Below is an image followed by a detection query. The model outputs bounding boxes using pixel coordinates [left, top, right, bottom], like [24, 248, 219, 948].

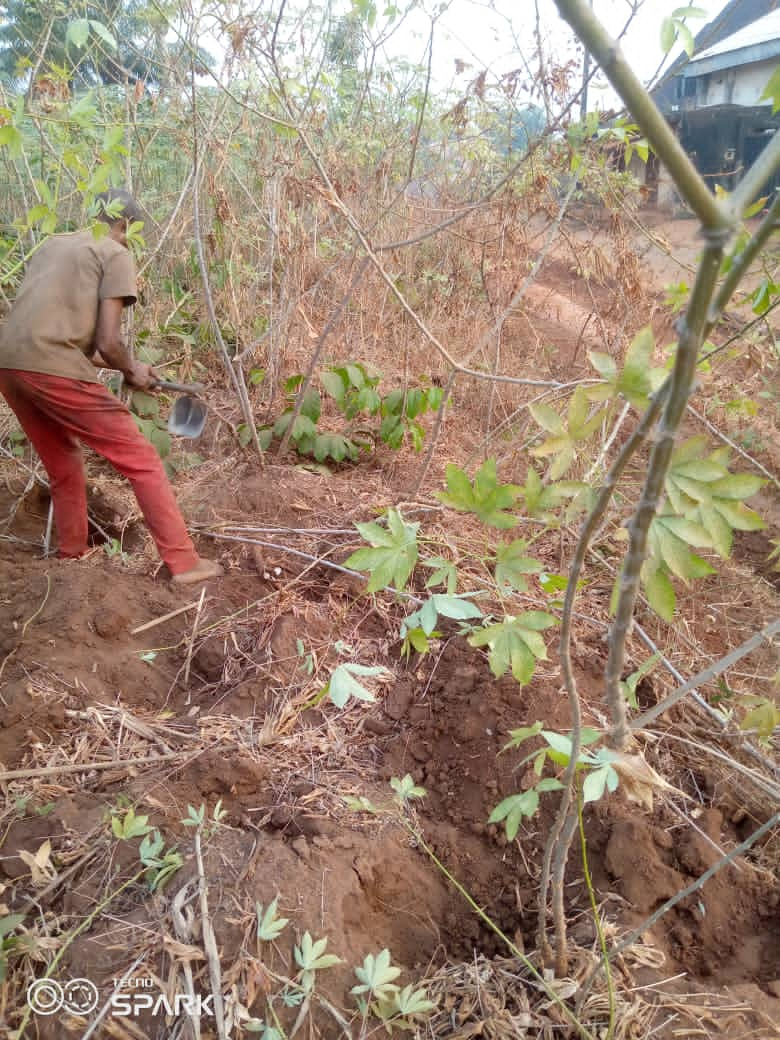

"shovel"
[152, 380, 208, 439]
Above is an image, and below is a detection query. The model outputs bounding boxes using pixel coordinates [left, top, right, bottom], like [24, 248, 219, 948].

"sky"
[377, 0, 732, 106]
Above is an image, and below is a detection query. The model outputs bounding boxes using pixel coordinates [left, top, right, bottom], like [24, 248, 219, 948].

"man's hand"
[123, 361, 157, 390]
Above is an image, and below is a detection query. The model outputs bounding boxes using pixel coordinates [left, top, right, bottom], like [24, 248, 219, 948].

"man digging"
[0, 188, 223, 585]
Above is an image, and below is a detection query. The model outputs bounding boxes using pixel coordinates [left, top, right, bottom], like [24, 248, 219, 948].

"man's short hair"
[93, 188, 144, 226]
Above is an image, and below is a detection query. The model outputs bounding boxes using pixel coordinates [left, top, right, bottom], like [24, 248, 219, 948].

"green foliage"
[103, 537, 129, 563]
[587, 327, 665, 409]
[593, 121, 650, 167]
[320, 363, 380, 418]
[130, 391, 173, 459]
[392, 983, 437, 1020]
[262, 365, 442, 462]
[437, 458, 520, 527]
[324, 663, 391, 708]
[138, 830, 183, 891]
[390, 774, 427, 802]
[400, 594, 482, 657]
[345, 508, 419, 592]
[737, 695, 780, 745]
[494, 539, 543, 593]
[660, 7, 707, 57]
[468, 611, 556, 685]
[422, 556, 458, 594]
[503, 720, 545, 749]
[0, 914, 25, 983]
[489, 789, 541, 840]
[637, 438, 766, 621]
[237, 424, 274, 450]
[6, 427, 27, 457]
[620, 653, 661, 710]
[67, 19, 117, 53]
[516, 466, 587, 524]
[538, 728, 602, 768]
[751, 277, 779, 316]
[664, 281, 689, 314]
[761, 65, 780, 113]
[111, 806, 151, 840]
[530, 385, 609, 479]
[489, 727, 618, 842]
[352, 949, 402, 1002]
[182, 799, 227, 839]
[0, 0, 212, 87]
[256, 896, 290, 942]
[351, 949, 436, 1031]
[294, 932, 342, 993]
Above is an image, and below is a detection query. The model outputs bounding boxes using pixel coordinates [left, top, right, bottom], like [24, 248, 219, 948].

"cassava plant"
[539, 0, 780, 977]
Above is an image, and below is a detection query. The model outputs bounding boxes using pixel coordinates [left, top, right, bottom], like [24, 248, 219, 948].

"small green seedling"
[294, 932, 342, 993]
[111, 807, 152, 840]
[256, 896, 289, 943]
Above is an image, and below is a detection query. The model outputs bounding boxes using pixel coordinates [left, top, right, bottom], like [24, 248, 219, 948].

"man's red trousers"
[0, 369, 198, 575]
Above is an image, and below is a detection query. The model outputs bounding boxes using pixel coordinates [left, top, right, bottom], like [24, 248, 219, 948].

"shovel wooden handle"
[152, 379, 205, 394]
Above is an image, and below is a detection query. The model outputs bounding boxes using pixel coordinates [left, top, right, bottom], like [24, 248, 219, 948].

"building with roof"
[650, 1, 780, 204]
[654, 0, 779, 114]
[678, 9, 780, 111]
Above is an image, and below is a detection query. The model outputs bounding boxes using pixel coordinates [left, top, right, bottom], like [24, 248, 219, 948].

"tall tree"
[0, 0, 210, 87]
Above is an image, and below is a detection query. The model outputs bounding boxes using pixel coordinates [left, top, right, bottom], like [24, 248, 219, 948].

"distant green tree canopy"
[0, 0, 213, 87]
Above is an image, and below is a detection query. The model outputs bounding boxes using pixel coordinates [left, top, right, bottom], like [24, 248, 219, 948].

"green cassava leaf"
[488, 790, 540, 839]
[617, 326, 655, 407]
[436, 459, 520, 528]
[67, 18, 90, 48]
[423, 556, 458, 594]
[583, 764, 618, 804]
[643, 567, 676, 622]
[90, 19, 118, 50]
[346, 509, 419, 592]
[660, 16, 676, 54]
[529, 402, 564, 435]
[494, 540, 543, 593]
[469, 613, 556, 686]
[761, 65, 780, 114]
[676, 20, 695, 56]
[325, 663, 390, 709]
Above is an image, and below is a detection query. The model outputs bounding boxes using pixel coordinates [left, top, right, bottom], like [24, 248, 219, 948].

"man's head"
[93, 188, 144, 247]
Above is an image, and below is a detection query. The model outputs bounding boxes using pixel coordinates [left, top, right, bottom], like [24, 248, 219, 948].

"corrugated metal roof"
[691, 8, 780, 62]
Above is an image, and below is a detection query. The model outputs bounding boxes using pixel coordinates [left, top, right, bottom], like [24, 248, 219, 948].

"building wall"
[698, 57, 777, 107]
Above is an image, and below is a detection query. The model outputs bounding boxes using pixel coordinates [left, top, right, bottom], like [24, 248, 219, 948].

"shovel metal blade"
[168, 395, 207, 439]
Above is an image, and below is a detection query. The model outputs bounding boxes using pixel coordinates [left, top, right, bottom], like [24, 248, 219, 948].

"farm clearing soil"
[1, 216, 779, 1040]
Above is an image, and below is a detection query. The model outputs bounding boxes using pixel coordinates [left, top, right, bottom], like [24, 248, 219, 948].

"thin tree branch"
[730, 136, 780, 218]
[408, 367, 457, 497]
[538, 380, 669, 970]
[631, 617, 780, 731]
[277, 254, 370, 456]
[605, 240, 726, 752]
[707, 192, 780, 330]
[607, 812, 779, 961]
[686, 403, 779, 489]
[189, 59, 263, 459]
[702, 297, 780, 365]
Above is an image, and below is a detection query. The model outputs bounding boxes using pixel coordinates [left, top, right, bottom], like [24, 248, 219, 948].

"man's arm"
[93, 297, 155, 389]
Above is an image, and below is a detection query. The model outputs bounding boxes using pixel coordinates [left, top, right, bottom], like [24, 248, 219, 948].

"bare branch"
[631, 617, 780, 731]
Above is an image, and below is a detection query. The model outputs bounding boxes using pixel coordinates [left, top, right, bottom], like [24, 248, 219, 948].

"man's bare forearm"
[95, 338, 135, 376]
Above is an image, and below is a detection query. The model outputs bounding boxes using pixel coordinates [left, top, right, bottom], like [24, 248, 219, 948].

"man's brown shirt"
[0, 230, 137, 383]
